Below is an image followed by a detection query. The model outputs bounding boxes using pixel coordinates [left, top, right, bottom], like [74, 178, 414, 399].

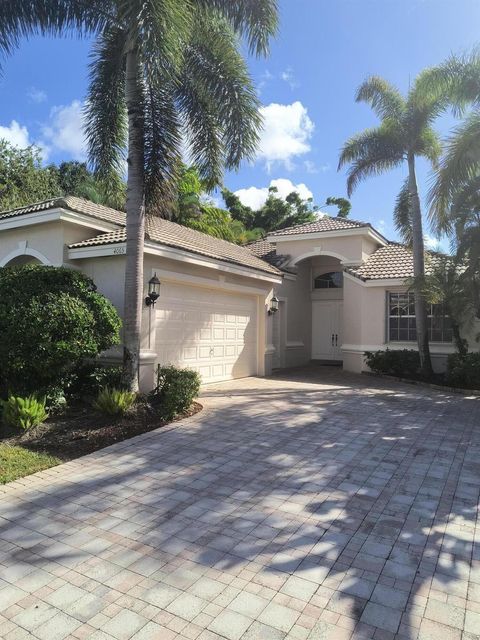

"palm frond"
[197, 0, 279, 56]
[429, 111, 480, 233]
[181, 11, 262, 172]
[143, 82, 182, 214]
[355, 76, 405, 121]
[0, 1, 111, 64]
[338, 125, 404, 195]
[393, 179, 413, 245]
[415, 126, 442, 167]
[85, 27, 128, 182]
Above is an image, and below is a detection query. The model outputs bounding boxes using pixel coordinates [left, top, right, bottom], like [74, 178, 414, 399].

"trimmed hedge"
[364, 349, 420, 378]
[0, 265, 121, 397]
[446, 353, 480, 389]
[152, 366, 201, 420]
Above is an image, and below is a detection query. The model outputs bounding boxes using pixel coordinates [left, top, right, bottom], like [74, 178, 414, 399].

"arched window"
[314, 271, 343, 289]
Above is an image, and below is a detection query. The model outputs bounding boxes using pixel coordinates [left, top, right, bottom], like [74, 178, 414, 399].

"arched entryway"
[0, 247, 51, 267]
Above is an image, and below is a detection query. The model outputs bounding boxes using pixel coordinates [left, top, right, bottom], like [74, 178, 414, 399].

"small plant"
[93, 387, 136, 416]
[446, 353, 480, 389]
[1, 395, 48, 431]
[152, 366, 201, 421]
[365, 349, 420, 378]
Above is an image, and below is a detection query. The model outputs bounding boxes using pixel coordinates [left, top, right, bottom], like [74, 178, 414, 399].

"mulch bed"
[1, 401, 202, 461]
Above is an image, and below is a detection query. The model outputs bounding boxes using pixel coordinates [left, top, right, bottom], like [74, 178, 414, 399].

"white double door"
[312, 300, 343, 361]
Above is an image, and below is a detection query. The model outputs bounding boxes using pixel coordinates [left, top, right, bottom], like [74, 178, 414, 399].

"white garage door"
[155, 282, 258, 383]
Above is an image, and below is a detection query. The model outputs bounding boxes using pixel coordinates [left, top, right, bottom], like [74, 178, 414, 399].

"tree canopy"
[0, 141, 125, 212]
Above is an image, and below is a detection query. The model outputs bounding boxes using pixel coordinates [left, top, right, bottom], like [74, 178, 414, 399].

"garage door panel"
[155, 283, 257, 383]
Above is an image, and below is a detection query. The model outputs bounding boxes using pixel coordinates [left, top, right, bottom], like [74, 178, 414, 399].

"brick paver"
[0, 366, 479, 640]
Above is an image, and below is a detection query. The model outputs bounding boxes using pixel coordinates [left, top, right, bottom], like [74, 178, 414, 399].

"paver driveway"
[1, 367, 480, 640]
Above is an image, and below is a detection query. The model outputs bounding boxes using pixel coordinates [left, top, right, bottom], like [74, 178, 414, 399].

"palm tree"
[0, 1, 278, 391]
[338, 75, 444, 376]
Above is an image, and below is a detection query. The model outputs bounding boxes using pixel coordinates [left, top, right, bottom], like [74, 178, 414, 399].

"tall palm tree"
[338, 75, 444, 375]
[0, 1, 278, 391]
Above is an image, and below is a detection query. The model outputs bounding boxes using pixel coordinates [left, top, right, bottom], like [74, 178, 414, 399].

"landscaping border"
[362, 370, 480, 396]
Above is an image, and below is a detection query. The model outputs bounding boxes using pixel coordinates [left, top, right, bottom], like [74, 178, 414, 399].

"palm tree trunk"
[407, 153, 433, 377]
[122, 43, 145, 392]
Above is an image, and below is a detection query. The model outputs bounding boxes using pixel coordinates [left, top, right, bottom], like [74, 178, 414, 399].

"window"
[388, 292, 452, 343]
[314, 271, 343, 289]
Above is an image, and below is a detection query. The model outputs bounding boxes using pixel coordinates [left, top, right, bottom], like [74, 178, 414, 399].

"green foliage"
[0, 265, 121, 397]
[67, 364, 124, 399]
[1, 395, 48, 431]
[152, 366, 201, 421]
[365, 349, 420, 378]
[0, 141, 59, 211]
[222, 186, 318, 239]
[93, 388, 137, 416]
[325, 196, 351, 218]
[0, 142, 126, 212]
[446, 353, 480, 389]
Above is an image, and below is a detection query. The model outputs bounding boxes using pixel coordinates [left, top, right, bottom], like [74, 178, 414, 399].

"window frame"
[387, 291, 453, 344]
[313, 271, 344, 290]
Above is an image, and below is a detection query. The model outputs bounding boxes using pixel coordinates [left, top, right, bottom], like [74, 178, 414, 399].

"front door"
[312, 300, 343, 361]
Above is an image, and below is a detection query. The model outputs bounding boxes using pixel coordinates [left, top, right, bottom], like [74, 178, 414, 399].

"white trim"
[267, 226, 387, 246]
[151, 267, 273, 296]
[286, 341, 304, 350]
[0, 245, 53, 267]
[283, 272, 297, 281]
[288, 249, 354, 267]
[68, 239, 282, 284]
[343, 271, 408, 288]
[0, 207, 119, 233]
[342, 343, 456, 354]
[69, 243, 127, 259]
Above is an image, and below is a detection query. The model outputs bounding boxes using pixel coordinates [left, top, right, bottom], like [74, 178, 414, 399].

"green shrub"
[152, 366, 201, 421]
[68, 364, 124, 399]
[446, 353, 480, 389]
[365, 349, 420, 378]
[0, 265, 121, 397]
[1, 395, 48, 431]
[93, 387, 136, 416]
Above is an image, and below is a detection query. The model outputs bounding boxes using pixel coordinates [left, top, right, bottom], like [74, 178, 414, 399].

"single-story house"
[0, 197, 475, 389]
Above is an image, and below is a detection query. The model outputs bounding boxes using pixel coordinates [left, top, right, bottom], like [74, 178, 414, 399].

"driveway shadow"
[0, 366, 479, 639]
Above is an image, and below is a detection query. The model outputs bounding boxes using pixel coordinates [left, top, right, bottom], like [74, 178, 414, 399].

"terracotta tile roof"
[1, 196, 281, 276]
[68, 213, 281, 277]
[0, 196, 125, 226]
[268, 215, 369, 237]
[346, 243, 440, 281]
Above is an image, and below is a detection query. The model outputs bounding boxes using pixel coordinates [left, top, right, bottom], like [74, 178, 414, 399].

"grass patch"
[0, 445, 61, 484]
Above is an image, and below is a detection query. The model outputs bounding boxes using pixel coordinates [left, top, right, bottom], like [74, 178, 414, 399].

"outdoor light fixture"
[145, 273, 161, 307]
[268, 294, 279, 315]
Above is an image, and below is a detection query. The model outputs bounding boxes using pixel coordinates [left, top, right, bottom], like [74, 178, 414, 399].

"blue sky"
[1, 0, 479, 245]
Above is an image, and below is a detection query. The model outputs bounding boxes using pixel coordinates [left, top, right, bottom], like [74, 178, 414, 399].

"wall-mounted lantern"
[268, 294, 279, 315]
[145, 273, 161, 307]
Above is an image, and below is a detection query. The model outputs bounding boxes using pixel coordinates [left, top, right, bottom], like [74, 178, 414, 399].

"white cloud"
[424, 234, 441, 250]
[0, 120, 31, 148]
[27, 88, 47, 104]
[257, 101, 314, 171]
[280, 67, 299, 90]
[41, 100, 87, 161]
[234, 178, 313, 210]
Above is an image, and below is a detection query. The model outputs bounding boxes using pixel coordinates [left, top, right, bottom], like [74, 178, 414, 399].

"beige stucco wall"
[272, 260, 312, 369]
[270, 232, 382, 267]
[342, 274, 480, 374]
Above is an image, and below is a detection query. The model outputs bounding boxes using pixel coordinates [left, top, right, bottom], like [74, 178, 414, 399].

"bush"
[93, 387, 136, 416]
[1, 395, 48, 431]
[446, 353, 480, 389]
[0, 265, 121, 397]
[365, 349, 420, 378]
[152, 366, 201, 421]
[67, 364, 124, 399]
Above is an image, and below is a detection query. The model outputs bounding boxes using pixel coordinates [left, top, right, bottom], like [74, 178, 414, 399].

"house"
[0, 197, 473, 390]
